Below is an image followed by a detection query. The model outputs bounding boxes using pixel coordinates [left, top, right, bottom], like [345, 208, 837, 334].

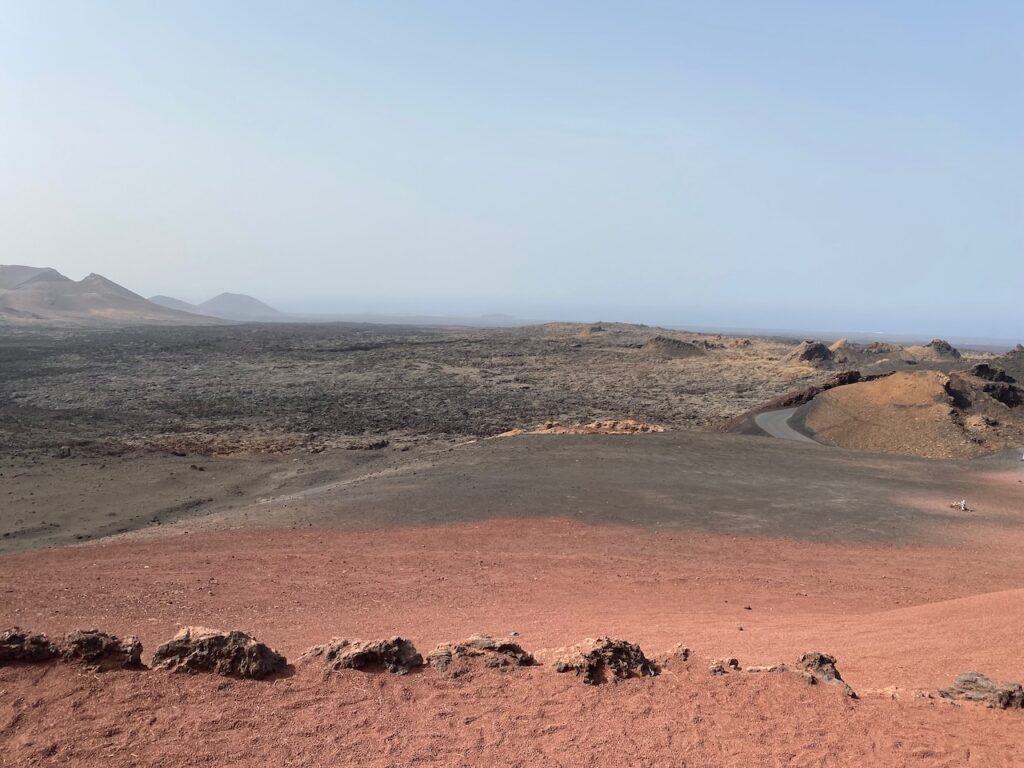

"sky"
[1, 1, 1022, 337]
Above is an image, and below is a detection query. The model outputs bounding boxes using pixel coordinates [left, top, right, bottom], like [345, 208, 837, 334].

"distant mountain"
[0, 265, 222, 327]
[150, 295, 201, 313]
[0, 265, 68, 289]
[198, 293, 287, 322]
[150, 292, 288, 322]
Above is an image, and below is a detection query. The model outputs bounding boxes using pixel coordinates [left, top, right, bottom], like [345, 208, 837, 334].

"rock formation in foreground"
[550, 637, 659, 685]
[939, 672, 1024, 709]
[151, 627, 286, 679]
[428, 634, 534, 677]
[303, 637, 423, 674]
[61, 629, 143, 670]
[0, 627, 59, 663]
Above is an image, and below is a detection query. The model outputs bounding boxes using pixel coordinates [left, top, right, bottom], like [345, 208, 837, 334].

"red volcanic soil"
[4, 659, 1022, 767]
[2, 516, 1024, 766]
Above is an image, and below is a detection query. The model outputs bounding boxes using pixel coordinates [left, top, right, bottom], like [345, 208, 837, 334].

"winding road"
[753, 407, 818, 444]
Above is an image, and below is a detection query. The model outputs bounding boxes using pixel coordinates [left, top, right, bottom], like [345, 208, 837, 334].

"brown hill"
[0, 265, 221, 327]
[804, 369, 1024, 458]
[787, 340, 834, 367]
[905, 338, 961, 361]
[828, 339, 913, 367]
[639, 335, 705, 359]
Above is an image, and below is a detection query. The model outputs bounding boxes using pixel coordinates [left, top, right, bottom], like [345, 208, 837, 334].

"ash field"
[2, 321, 1024, 767]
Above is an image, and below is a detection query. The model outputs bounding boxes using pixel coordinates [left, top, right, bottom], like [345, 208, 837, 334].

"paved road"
[754, 407, 819, 444]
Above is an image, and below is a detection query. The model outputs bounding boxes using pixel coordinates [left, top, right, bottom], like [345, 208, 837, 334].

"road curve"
[753, 407, 819, 444]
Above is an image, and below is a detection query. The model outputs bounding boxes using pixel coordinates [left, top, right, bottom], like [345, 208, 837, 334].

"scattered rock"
[346, 439, 390, 451]
[550, 637, 659, 685]
[303, 637, 423, 675]
[744, 664, 788, 674]
[939, 672, 1024, 709]
[496, 419, 665, 437]
[61, 629, 143, 670]
[667, 643, 691, 663]
[709, 658, 741, 675]
[427, 634, 534, 677]
[0, 627, 59, 664]
[151, 627, 286, 679]
[795, 652, 857, 698]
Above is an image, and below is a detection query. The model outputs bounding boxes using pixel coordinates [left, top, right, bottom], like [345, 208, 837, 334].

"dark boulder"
[428, 634, 534, 677]
[303, 637, 423, 675]
[940, 672, 1024, 709]
[983, 382, 1023, 408]
[970, 364, 1016, 383]
[0, 627, 59, 664]
[152, 626, 286, 679]
[61, 629, 143, 670]
[551, 637, 658, 685]
[795, 652, 857, 698]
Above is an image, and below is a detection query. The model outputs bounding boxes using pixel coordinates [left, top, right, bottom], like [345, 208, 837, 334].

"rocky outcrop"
[939, 672, 1024, 709]
[550, 637, 658, 685]
[151, 627, 286, 679]
[61, 629, 142, 670]
[969, 364, 1016, 383]
[0, 627, 59, 664]
[907, 339, 961, 361]
[427, 634, 534, 677]
[303, 637, 423, 675]
[795, 652, 857, 698]
[788, 341, 834, 367]
[925, 339, 960, 359]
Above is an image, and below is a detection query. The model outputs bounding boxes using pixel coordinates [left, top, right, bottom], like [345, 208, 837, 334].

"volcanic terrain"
[1, 322, 1022, 766]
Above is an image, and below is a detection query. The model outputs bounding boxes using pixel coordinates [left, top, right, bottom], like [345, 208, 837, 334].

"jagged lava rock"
[152, 627, 286, 679]
[795, 652, 857, 698]
[303, 637, 422, 674]
[428, 634, 534, 676]
[0, 627, 59, 664]
[940, 672, 1024, 709]
[550, 637, 658, 685]
[61, 629, 142, 670]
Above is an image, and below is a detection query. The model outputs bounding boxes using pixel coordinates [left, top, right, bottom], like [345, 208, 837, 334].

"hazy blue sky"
[2, 2, 1021, 336]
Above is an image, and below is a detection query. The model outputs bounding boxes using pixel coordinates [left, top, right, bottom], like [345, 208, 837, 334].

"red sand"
[3, 517, 1023, 765]
[3, 662, 1021, 767]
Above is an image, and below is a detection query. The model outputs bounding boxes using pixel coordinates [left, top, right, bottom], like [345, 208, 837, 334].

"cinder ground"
[1, 322, 828, 550]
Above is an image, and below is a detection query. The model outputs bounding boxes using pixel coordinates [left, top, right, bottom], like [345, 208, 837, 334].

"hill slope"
[151, 292, 288, 322]
[0, 265, 221, 327]
[198, 292, 287, 321]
